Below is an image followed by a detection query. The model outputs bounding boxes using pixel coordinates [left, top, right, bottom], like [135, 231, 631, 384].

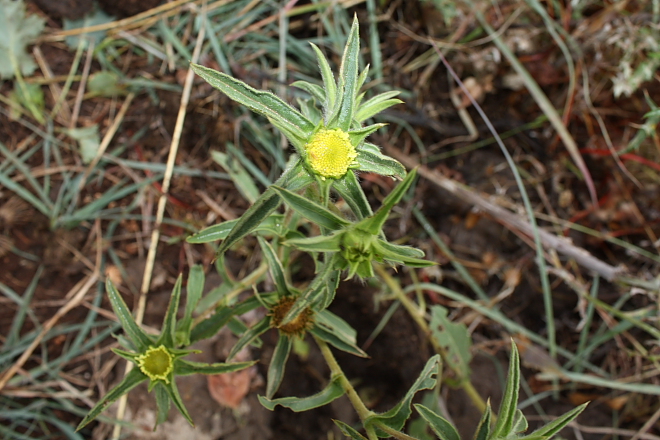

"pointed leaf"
[310, 43, 337, 112]
[429, 305, 472, 375]
[282, 254, 341, 325]
[512, 408, 528, 434]
[358, 168, 417, 236]
[284, 233, 343, 253]
[227, 316, 271, 360]
[333, 171, 373, 220]
[164, 378, 194, 426]
[156, 275, 182, 347]
[76, 368, 147, 430]
[337, 16, 361, 131]
[292, 80, 326, 102]
[175, 359, 256, 376]
[414, 404, 460, 440]
[266, 334, 292, 399]
[177, 265, 204, 346]
[258, 376, 344, 411]
[355, 91, 402, 122]
[374, 240, 435, 268]
[186, 219, 239, 243]
[364, 354, 441, 435]
[217, 159, 311, 256]
[258, 236, 289, 296]
[272, 186, 350, 231]
[310, 325, 367, 358]
[376, 240, 426, 259]
[473, 401, 492, 440]
[106, 279, 153, 352]
[348, 123, 386, 147]
[314, 310, 365, 357]
[492, 341, 521, 439]
[356, 143, 406, 179]
[154, 383, 171, 428]
[334, 420, 369, 440]
[191, 63, 314, 137]
[189, 307, 234, 344]
[525, 403, 588, 440]
[187, 215, 285, 244]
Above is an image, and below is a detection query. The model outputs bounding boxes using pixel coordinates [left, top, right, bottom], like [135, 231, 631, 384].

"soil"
[2, 1, 660, 439]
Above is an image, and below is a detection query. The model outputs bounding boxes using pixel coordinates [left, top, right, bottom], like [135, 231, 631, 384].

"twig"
[387, 148, 626, 282]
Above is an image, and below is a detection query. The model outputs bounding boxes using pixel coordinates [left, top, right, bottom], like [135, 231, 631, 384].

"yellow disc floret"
[305, 129, 357, 179]
[136, 345, 174, 383]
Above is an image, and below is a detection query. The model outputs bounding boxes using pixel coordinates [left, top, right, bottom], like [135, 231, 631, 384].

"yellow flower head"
[136, 345, 174, 383]
[305, 129, 357, 179]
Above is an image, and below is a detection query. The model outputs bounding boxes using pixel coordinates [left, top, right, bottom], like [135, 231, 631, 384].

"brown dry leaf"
[105, 265, 122, 286]
[207, 367, 255, 409]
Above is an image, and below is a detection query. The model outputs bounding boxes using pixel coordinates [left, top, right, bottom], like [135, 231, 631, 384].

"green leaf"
[63, 6, 113, 49]
[336, 16, 361, 131]
[429, 306, 472, 376]
[211, 150, 261, 204]
[175, 359, 256, 376]
[177, 265, 204, 346]
[154, 383, 171, 428]
[187, 219, 238, 243]
[310, 325, 367, 358]
[473, 401, 492, 440]
[88, 70, 125, 97]
[333, 171, 373, 220]
[227, 316, 271, 360]
[191, 63, 315, 140]
[310, 43, 337, 113]
[292, 80, 326, 102]
[374, 240, 435, 268]
[356, 168, 416, 236]
[189, 307, 233, 344]
[266, 334, 292, 399]
[272, 186, 350, 231]
[164, 378, 194, 426]
[0, 0, 45, 79]
[334, 420, 369, 440]
[355, 91, 402, 123]
[313, 310, 366, 357]
[413, 404, 460, 440]
[512, 408, 528, 434]
[284, 233, 343, 253]
[106, 279, 153, 352]
[491, 341, 521, 439]
[9, 81, 45, 122]
[76, 367, 147, 430]
[186, 215, 285, 244]
[156, 275, 182, 348]
[282, 254, 341, 325]
[356, 143, 407, 179]
[348, 124, 387, 147]
[258, 236, 289, 297]
[64, 125, 101, 165]
[217, 158, 312, 256]
[258, 376, 345, 411]
[365, 354, 441, 436]
[523, 403, 588, 440]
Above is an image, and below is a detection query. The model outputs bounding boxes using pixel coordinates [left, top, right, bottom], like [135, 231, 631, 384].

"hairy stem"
[314, 336, 378, 440]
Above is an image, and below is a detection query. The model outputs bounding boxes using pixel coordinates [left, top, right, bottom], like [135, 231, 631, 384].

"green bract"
[76, 274, 255, 431]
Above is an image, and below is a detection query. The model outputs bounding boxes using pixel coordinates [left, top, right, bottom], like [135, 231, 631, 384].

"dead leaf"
[207, 367, 255, 409]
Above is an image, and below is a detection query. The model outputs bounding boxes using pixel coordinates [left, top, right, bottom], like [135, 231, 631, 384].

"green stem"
[374, 265, 488, 414]
[314, 335, 378, 440]
[375, 423, 420, 440]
